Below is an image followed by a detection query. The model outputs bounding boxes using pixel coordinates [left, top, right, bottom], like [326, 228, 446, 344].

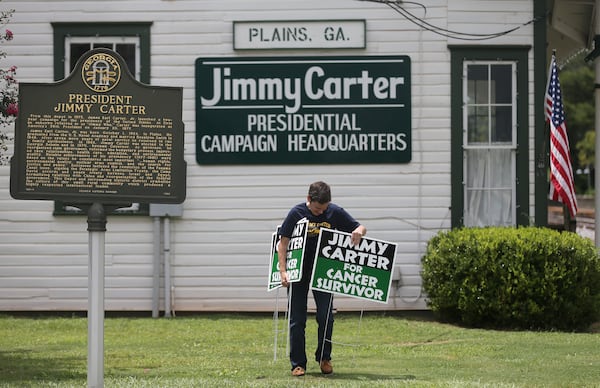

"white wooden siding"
[0, 0, 534, 312]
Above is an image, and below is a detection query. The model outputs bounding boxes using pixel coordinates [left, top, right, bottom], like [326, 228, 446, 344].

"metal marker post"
[164, 216, 172, 317]
[87, 203, 106, 388]
[152, 216, 161, 318]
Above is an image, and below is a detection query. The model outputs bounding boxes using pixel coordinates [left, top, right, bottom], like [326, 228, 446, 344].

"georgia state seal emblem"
[81, 52, 121, 93]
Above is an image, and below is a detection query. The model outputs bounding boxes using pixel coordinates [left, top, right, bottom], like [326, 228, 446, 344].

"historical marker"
[10, 48, 186, 203]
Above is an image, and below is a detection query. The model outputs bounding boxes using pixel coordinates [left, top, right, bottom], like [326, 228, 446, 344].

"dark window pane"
[468, 64, 488, 81]
[467, 65, 488, 104]
[467, 106, 489, 144]
[93, 43, 113, 49]
[491, 65, 512, 104]
[70, 43, 90, 72]
[492, 106, 512, 143]
[116, 43, 136, 76]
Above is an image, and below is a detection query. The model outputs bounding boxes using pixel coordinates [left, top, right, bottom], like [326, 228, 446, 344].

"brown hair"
[308, 181, 331, 203]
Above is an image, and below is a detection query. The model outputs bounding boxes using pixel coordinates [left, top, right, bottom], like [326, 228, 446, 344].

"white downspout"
[149, 204, 183, 318]
[595, 0, 600, 247]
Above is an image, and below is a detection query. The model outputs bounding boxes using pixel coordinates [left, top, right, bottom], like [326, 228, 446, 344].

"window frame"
[65, 36, 141, 80]
[450, 46, 530, 228]
[463, 61, 517, 148]
[52, 22, 151, 83]
[51, 22, 152, 216]
[462, 61, 517, 227]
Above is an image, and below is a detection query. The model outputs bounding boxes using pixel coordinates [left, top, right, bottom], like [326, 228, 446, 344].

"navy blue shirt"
[280, 202, 360, 273]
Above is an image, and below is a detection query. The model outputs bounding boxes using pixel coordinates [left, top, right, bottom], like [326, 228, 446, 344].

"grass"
[1, 312, 600, 387]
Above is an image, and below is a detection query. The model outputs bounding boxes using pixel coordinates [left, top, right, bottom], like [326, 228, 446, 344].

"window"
[463, 62, 516, 226]
[65, 36, 140, 79]
[450, 47, 529, 228]
[51, 23, 152, 215]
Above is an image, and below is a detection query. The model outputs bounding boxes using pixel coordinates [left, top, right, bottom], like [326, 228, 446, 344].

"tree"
[576, 130, 594, 193]
[560, 54, 595, 193]
[0, 8, 16, 165]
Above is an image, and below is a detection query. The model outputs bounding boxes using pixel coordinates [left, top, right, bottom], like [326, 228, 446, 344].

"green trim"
[449, 46, 531, 228]
[51, 22, 152, 83]
[449, 51, 463, 227]
[51, 22, 152, 216]
[533, 0, 548, 226]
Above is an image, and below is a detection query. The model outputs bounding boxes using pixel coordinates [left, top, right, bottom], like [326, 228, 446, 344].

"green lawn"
[1, 312, 600, 387]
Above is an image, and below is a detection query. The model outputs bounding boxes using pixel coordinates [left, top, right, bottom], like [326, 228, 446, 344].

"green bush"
[421, 227, 600, 330]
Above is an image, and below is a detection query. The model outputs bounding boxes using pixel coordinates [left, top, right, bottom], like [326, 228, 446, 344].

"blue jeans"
[289, 277, 334, 370]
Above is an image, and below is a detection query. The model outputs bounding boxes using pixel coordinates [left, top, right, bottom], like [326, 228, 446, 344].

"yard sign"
[267, 218, 308, 291]
[310, 228, 396, 303]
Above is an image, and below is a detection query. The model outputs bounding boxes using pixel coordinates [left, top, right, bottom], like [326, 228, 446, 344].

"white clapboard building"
[0, 0, 593, 312]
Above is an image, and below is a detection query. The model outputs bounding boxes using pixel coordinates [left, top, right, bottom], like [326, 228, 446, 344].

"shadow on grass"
[0, 349, 86, 384]
[304, 371, 417, 382]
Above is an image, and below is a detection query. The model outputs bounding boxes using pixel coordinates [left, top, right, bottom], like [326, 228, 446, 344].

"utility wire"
[360, 0, 543, 41]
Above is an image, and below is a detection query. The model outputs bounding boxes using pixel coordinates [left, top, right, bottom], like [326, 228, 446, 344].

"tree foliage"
[577, 130, 595, 168]
[0, 8, 16, 165]
[560, 55, 595, 190]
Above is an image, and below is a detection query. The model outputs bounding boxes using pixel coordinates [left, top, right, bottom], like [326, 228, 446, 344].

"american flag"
[545, 54, 578, 218]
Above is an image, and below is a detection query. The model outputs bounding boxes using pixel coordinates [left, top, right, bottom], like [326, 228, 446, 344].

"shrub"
[421, 227, 600, 331]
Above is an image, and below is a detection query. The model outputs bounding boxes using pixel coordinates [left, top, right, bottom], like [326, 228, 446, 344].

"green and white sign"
[310, 228, 396, 303]
[195, 56, 411, 165]
[267, 219, 308, 291]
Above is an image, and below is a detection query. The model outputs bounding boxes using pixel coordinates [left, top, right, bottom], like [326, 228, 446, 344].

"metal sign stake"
[83, 202, 129, 387]
[87, 202, 107, 388]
